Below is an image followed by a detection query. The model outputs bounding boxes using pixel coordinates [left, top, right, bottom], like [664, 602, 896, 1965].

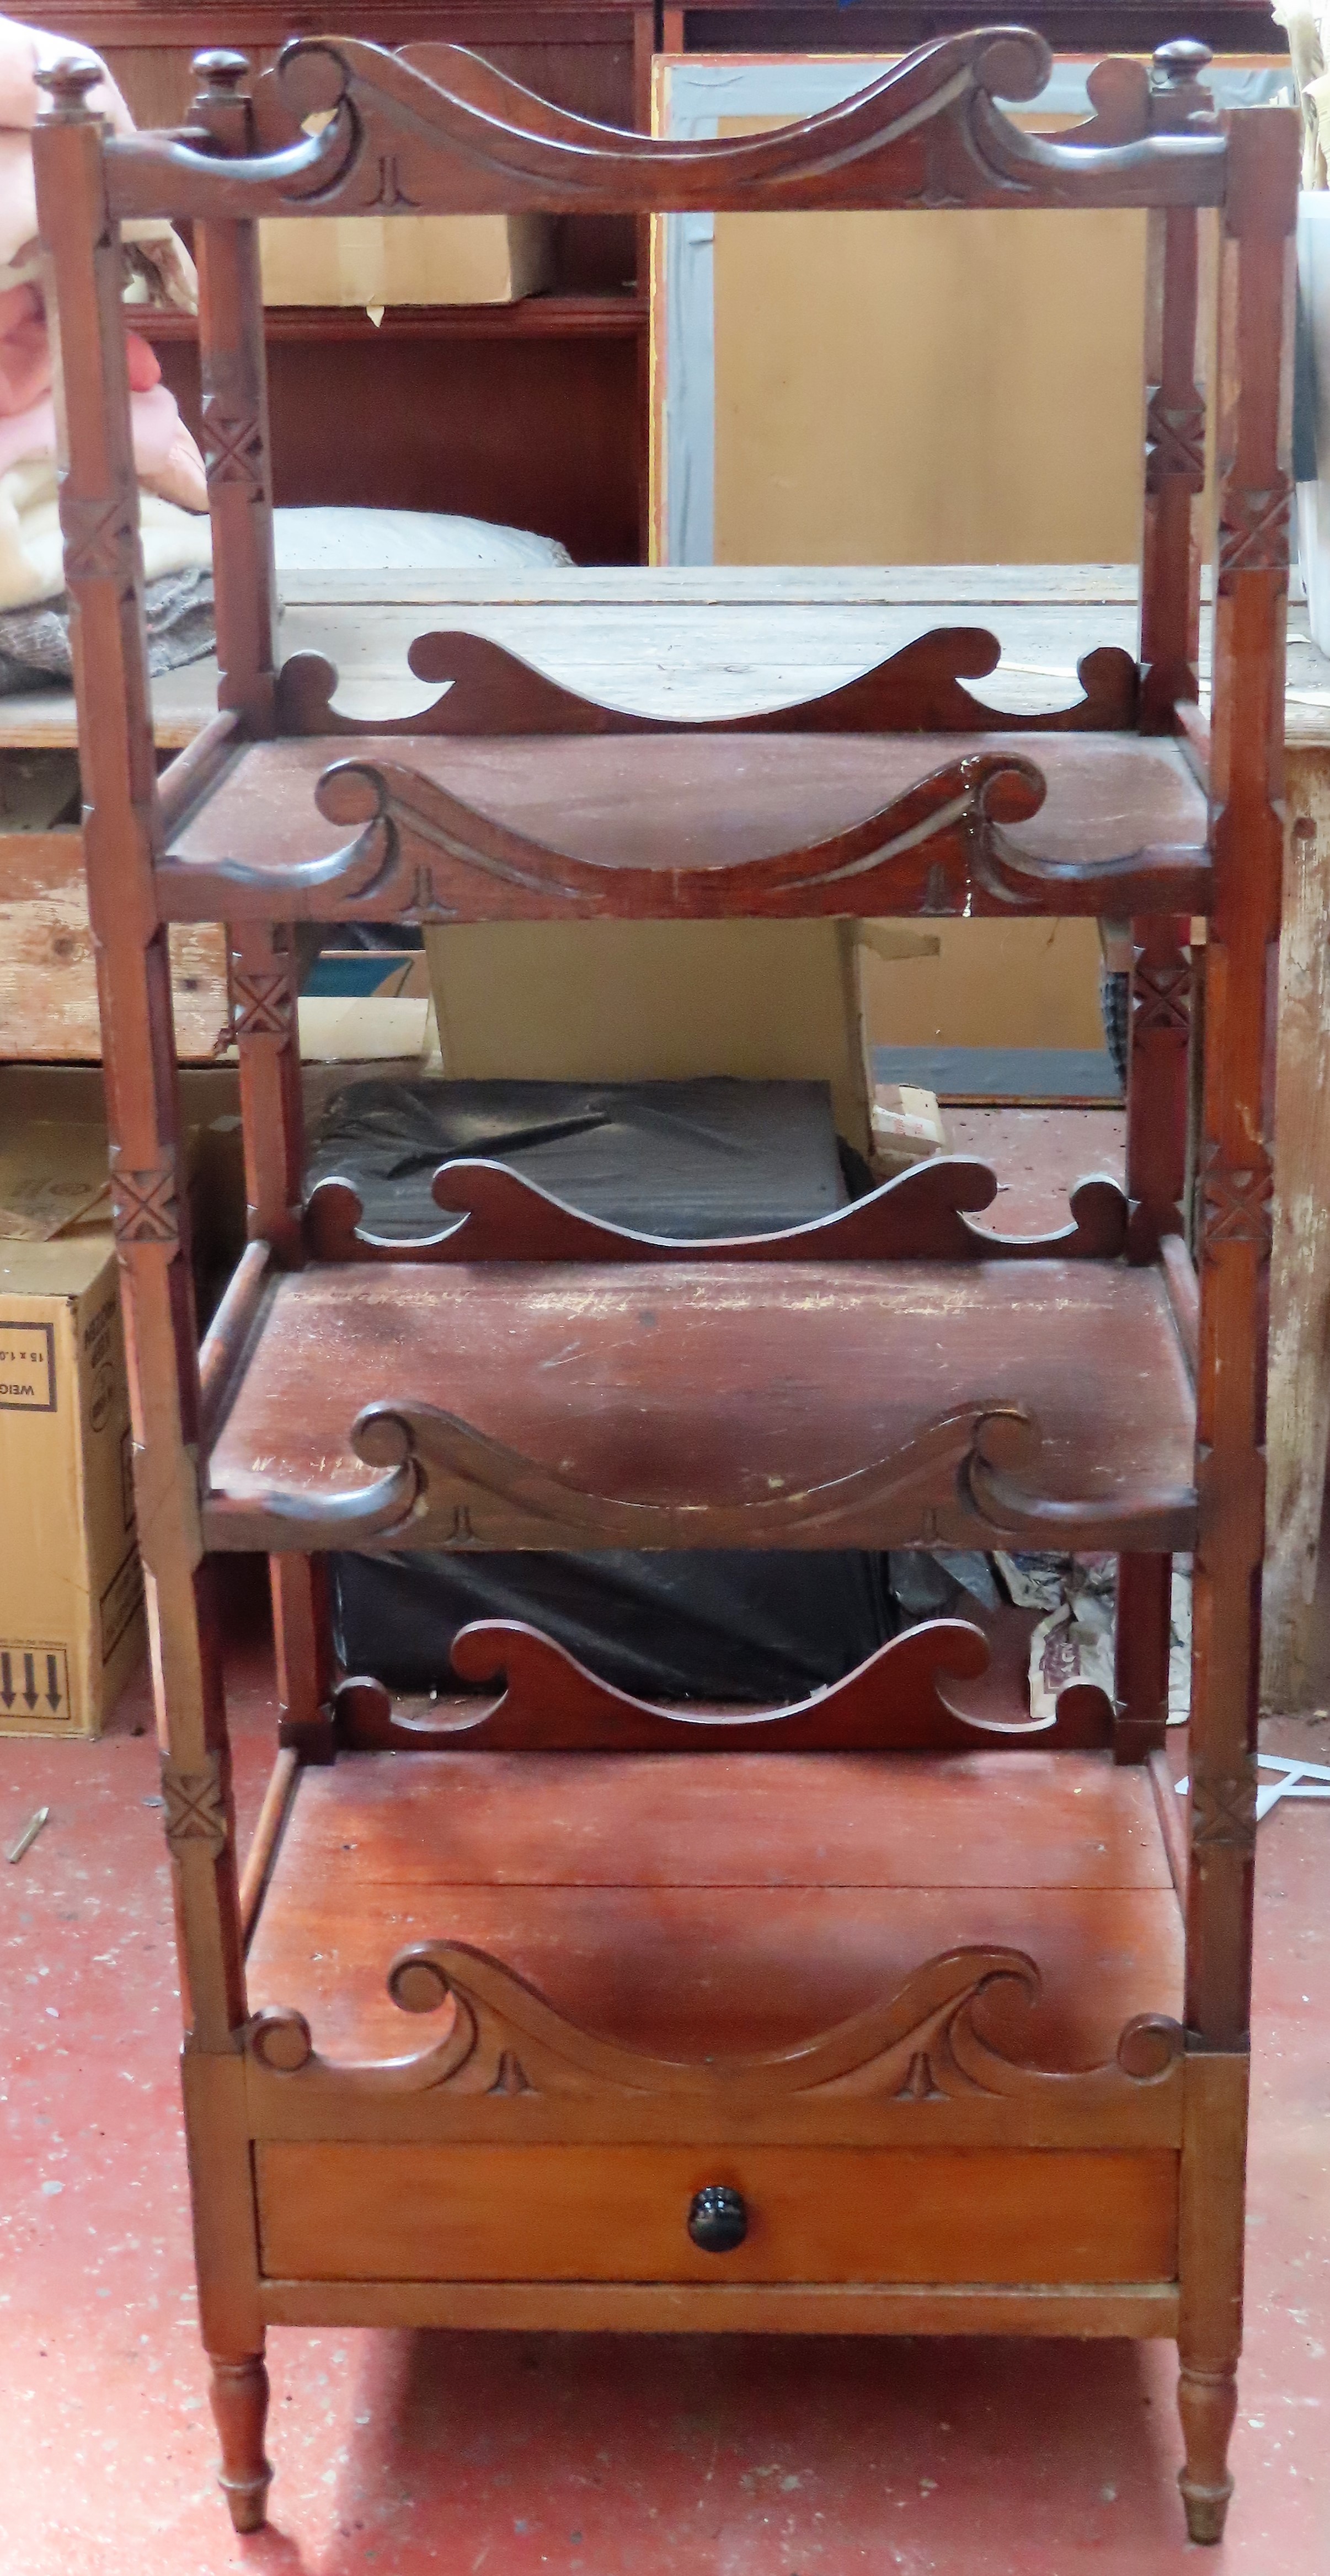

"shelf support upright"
[1178, 100, 1297, 2547]
[194, 49, 338, 1777]
[1118, 42, 1211, 1765]
[34, 56, 271, 2533]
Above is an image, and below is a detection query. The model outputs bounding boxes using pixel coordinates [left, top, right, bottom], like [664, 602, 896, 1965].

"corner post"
[35, 58, 268, 2525]
[1178, 99, 1297, 2546]
[191, 51, 278, 736]
[1117, 42, 1212, 1767]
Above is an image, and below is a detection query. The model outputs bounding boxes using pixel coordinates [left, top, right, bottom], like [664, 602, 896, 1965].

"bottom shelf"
[245, 1746, 1183, 2072]
[243, 1747, 1187, 2309]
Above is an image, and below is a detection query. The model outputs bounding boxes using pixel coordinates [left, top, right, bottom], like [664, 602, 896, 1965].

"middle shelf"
[203, 1253, 1197, 1556]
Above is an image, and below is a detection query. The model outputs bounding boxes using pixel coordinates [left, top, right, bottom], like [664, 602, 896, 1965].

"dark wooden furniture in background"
[41, 2, 656, 563]
[29, 0, 1288, 563]
[35, 27, 1294, 2547]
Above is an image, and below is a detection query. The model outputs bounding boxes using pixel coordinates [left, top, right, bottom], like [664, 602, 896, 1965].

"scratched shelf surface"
[202, 1254, 1197, 1555]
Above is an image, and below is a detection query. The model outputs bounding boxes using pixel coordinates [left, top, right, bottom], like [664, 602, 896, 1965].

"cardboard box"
[0, 1227, 144, 1738]
[421, 919, 876, 1156]
[871, 1083, 948, 1179]
[258, 212, 555, 308]
[0, 1064, 256, 1738]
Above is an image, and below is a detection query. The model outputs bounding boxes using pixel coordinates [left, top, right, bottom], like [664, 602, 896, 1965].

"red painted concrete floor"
[2, 1562, 1327, 2576]
[944, 1105, 1126, 1235]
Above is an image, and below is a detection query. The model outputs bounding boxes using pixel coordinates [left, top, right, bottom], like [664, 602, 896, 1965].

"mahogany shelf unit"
[35, 26, 1294, 2549]
[43, 0, 655, 561]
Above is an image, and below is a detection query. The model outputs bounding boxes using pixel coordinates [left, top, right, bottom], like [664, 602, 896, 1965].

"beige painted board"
[423, 918, 874, 1154]
[699, 95, 1211, 569]
[713, 202, 1146, 565]
[1264, 752, 1330, 1712]
[258, 212, 554, 308]
[861, 918, 1107, 1056]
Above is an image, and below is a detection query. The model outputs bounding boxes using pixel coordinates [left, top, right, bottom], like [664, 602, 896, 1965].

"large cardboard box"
[258, 212, 555, 308]
[0, 1227, 143, 1739]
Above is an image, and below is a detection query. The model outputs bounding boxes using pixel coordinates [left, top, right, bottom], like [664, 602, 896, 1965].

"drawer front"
[257, 2143, 1178, 2286]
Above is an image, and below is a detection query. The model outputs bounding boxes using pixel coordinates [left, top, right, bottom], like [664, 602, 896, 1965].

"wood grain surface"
[255, 2137, 1180, 2284]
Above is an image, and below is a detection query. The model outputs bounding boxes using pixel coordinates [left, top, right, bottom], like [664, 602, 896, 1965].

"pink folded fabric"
[0, 15, 207, 515]
[0, 380, 207, 512]
[0, 280, 46, 413]
[0, 13, 134, 136]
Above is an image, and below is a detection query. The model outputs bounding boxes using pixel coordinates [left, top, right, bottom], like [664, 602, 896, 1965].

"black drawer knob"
[687, 2185, 748, 2253]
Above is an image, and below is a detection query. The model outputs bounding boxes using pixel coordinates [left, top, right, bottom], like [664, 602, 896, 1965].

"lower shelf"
[243, 1745, 1185, 2306]
[245, 1745, 1183, 2092]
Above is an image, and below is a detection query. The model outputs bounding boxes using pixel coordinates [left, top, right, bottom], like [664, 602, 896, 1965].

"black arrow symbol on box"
[0, 1653, 11, 1709]
[23, 1653, 37, 1710]
[45, 1656, 61, 1712]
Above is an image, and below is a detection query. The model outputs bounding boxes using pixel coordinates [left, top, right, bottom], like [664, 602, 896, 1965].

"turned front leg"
[1178, 2363, 1238, 2544]
[1176, 2049, 1249, 2545]
[210, 2352, 273, 2532]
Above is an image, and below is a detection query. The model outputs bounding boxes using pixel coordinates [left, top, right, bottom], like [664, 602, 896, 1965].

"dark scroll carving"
[158, 748, 1211, 928]
[205, 1391, 1196, 1557]
[303, 1155, 1129, 1267]
[963, 1407, 1196, 1549]
[274, 628, 1140, 741]
[330, 1610, 1114, 1754]
[102, 31, 1228, 230]
[246, 1936, 1185, 2116]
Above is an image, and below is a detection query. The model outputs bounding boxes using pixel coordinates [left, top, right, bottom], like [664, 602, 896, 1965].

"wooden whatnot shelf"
[35, 25, 1293, 2551]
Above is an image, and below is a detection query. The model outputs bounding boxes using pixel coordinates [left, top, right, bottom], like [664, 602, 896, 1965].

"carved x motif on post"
[1201, 1141, 1273, 1251]
[1217, 478, 1291, 591]
[1145, 388, 1205, 491]
[1189, 1761, 1258, 1854]
[202, 401, 266, 493]
[110, 1150, 179, 1246]
[161, 1753, 228, 1861]
[58, 489, 138, 585]
[231, 967, 293, 1039]
[1133, 956, 1193, 1037]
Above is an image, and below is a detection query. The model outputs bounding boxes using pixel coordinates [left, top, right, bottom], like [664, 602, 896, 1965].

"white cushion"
[271, 507, 572, 572]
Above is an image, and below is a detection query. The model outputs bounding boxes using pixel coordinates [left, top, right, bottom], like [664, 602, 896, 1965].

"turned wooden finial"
[192, 48, 252, 97]
[34, 56, 103, 120]
[1149, 39, 1214, 129]
[190, 49, 253, 149]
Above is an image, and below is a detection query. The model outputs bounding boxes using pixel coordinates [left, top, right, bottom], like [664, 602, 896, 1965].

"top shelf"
[157, 724, 1211, 925]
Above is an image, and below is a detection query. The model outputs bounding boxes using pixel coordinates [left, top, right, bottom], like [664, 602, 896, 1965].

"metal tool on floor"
[1177, 1757, 1330, 1821]
[6, 1806, 49, 1864]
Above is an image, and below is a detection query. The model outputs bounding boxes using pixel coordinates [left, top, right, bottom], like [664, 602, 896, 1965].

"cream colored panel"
[424, 918, 873, 1152]
[713, 201, 1147, 567]
[862, 918, 1107, 1053]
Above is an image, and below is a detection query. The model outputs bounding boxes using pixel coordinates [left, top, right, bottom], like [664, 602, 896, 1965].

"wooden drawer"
[257, 2143, 1179, 2286]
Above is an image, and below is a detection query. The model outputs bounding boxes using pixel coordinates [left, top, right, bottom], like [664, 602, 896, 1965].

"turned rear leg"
[1178, 2363, 1237, 2543]
[209, 2352, 273, 2532]
[1176, 2051, 1248, 2545]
